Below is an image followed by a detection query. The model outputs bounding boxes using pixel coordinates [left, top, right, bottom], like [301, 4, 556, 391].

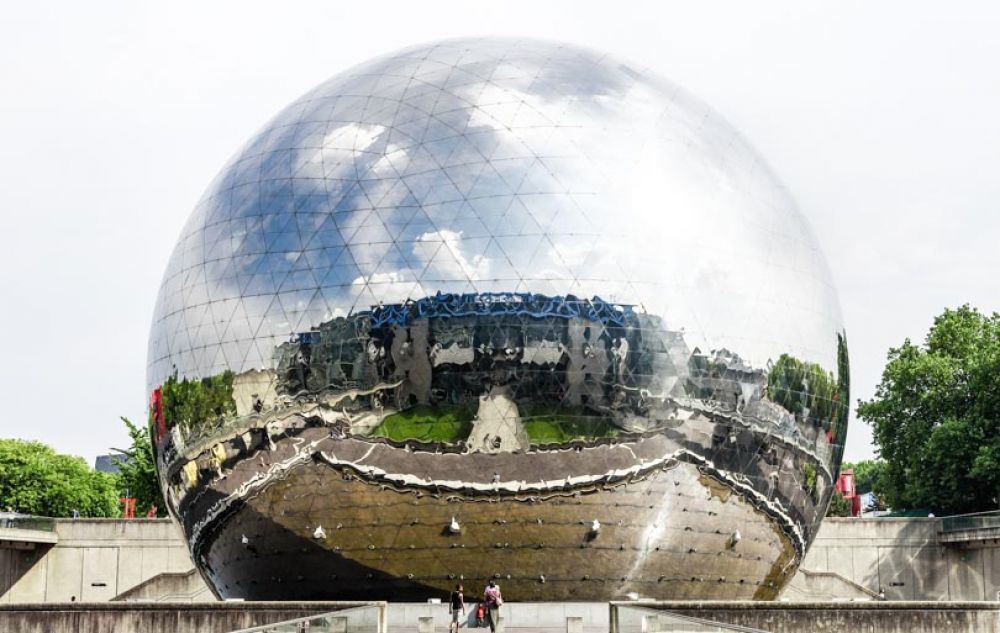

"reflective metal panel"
[148, 37, 847, 601]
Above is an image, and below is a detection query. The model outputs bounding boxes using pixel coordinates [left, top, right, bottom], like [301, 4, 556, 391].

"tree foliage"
[767, 334, 849, 443]
[112, 417, 164, 517]
[858, 305, 1000, 515]
[161, 370, 235, 431]
[841, 459, 888, 496]
[0, 439, 119, 517]
[833, 332, 851, 463]
[826, 490, 852, 517]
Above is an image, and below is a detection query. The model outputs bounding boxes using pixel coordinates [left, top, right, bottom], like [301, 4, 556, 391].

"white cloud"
[414, 229, 491, 281]
[323, 123, 386, 153]
[351, 271, 420, 305]
[295, 123, 388, 179]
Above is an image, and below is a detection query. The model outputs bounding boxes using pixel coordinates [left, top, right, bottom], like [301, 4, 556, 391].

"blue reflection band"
[366, 292, 636, 329]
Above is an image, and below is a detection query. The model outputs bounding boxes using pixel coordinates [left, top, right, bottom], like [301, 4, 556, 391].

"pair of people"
[449, 580, 504, 632]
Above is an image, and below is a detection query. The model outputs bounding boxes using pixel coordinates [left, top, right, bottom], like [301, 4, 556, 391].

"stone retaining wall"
[612, 601, 1000, 633]
[0, 601, 384, 633]
[4, 601, 1000, 633]
[6, 517, 1000, 604]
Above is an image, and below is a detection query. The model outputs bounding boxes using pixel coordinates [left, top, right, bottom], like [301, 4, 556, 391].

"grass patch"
[371, 404, 474, 444]
[372, 402, 619, 446]
[520, 404, 619, 445]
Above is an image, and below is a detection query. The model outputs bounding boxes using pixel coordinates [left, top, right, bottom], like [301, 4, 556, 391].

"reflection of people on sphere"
[483, 580, 503, 632]
[294, 349, 311, 391]
[612, 337, 629, 382]
[449, 584, 465, 632]
[611, 385, 627, 408]
[367, 337, 393, 380]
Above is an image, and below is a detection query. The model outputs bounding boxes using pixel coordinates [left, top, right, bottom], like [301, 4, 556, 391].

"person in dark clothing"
[449, 584, 465, 631]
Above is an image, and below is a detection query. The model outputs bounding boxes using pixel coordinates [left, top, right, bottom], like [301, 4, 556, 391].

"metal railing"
[227, 603, 387, 633]
[940, 510, 1000, 533]
[610, 603, 771, 633]
[0, 513, 56, 531]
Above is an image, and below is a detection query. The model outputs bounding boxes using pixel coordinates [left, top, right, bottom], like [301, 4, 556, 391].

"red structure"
[120, 497, 136, 519]
[835, 469, 862, 517]
[150, 387, 166, 443]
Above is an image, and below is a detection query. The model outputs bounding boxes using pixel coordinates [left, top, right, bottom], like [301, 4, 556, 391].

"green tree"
[841, 459, 888, 496]
[112, 417, 164, 517]
[768, 354, 807, 416]
[825, 333, 852, 468]
[858, 305, 1000, 515]
[160, 370, 235, 431]
[0, 439, 119, 517]
[826, 490, 852, 517]
[767, 349, 846, 435]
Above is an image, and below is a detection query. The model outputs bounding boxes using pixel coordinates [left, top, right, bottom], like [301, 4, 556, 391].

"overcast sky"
[0, 1, 997, 465]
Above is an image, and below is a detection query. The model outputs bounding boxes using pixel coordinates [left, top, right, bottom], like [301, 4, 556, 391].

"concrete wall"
[781, 568, 877, 601]
[401, 602, 1000, 633]
[0, 519, 208, 604]
[385, 601, 609, 632]
[4, 601, 1000, 633]
[0, 602, 385, 633]
[111, 568, 211, 602]
[789, 517, 1000, 601]
[5, 517, 1000, 604]
[612, 601, 1000, 633]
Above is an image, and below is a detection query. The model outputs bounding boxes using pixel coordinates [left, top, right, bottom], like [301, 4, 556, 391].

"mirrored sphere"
[148, 37, 848, 601]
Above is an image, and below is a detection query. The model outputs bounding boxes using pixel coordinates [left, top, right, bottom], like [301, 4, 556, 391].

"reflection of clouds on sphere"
[147, 37, 841, 390]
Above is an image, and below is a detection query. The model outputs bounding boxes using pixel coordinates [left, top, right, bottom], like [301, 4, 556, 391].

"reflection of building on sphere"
[147, 38, 848, 602]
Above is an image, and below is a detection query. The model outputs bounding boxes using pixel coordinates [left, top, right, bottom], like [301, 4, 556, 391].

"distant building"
[94, 455, 125, 474]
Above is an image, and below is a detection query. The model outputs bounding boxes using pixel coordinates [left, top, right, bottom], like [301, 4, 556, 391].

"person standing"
[483, 580, 503, 632]
[449, 584, 465, 632]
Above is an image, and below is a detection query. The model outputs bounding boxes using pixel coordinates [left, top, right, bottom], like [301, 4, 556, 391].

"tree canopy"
[111, 417, 164, 517]
[766, 332, 850, 460]
[858, 305, 1000, 515]
[842, 459, 887, 497]
[161, 370, 235, 431]
[826, 490, 852, 517]
[0, 439, 119, 517]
